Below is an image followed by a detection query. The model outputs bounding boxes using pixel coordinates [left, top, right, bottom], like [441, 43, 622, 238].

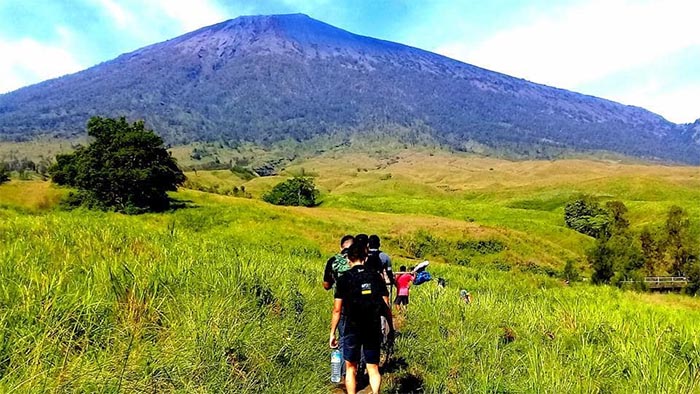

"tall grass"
[1, 154, 699, 392]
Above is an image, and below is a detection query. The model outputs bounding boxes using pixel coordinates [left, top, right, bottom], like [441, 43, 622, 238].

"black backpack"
[365, 250, 384, 274]
[343, 268, 386, 327]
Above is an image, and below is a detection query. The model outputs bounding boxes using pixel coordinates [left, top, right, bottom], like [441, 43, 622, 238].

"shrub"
[0, 163, 9, 185]
[564, 195, 610, 238]
[562, 260, 581, 282]
[263, 176, 319, 207]
[685, 262, 700, 295]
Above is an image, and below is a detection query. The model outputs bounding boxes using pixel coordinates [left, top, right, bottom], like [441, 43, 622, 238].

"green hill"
[1, 155, 699, 392]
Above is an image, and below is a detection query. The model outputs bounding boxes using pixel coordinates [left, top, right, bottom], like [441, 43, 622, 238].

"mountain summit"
[0, 14, 698, 163]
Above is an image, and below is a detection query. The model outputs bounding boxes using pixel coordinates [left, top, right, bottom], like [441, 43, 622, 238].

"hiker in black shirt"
[330, 243, 393, 394]
[366, 234, 396, 298]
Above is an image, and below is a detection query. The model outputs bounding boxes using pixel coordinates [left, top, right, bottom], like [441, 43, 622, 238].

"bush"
[562, 260, 581, 282]
[0, 163, 9, 185]
[685, 262, 700, 295]
[49, 116, 185, 213]
[564, 195, 610, 238]
[263, 176, 319, 207]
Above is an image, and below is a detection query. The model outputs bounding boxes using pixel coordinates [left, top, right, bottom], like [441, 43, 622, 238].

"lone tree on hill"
[49, 116, 185, 213]
[263, 176, 319, 207]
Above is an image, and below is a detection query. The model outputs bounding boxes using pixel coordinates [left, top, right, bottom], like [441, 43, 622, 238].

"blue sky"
[1, 0, 698, 123]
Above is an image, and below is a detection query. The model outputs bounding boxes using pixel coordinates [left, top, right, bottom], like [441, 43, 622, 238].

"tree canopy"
[49, 116, 185, 213]
[263, 176, 319, 207]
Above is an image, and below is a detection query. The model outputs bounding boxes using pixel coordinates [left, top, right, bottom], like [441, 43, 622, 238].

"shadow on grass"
[381, 356, 408, 374]
[167, 197, 196, 212]
[390, 373, 425, 394]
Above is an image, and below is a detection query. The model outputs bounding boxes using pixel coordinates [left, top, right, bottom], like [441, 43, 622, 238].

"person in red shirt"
[394, 266, 414, 310]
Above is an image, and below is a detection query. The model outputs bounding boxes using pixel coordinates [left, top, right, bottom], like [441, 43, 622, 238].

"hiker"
[394, 266, 414, 310]
[460, 289, 472, 304]
[354, 233, 369, 253]
[330, 243, 393, 394]
[323, 234, 354, 382]
[365, 235, 396, 298]
[323, 235, 354, 290]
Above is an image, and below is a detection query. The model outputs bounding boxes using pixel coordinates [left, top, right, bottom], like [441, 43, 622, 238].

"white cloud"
[150, 0, 228, 31]
[0, 0, 230, 93]
[95, 0, 134, 28]
[0, 38, 84, 93]
[93, 0, 227, 36]
[433, 0, 700, 122]
[608, 82, 700, 123]
[437, 0, 700, 87]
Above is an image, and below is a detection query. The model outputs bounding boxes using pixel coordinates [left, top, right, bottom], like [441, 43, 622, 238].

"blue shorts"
[343, 331, 382, 364]
[342, 329, 381, 365]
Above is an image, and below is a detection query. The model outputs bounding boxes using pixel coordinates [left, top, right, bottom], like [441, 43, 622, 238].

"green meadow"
[1, 151, 700, 393]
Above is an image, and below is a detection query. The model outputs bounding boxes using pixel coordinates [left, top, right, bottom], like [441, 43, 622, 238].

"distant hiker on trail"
[323, 235, 354, 290]
[365, 235, 396, 298]
[330, 243, 394, 394]
[460, 289, 472, 304]
[394, 266, 414, 310]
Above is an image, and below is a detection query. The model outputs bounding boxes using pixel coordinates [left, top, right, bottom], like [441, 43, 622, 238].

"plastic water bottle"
[330, 349, 342, 383]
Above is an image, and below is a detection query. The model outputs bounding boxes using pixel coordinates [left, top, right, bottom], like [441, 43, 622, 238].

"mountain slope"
[0, 14, 698, 163]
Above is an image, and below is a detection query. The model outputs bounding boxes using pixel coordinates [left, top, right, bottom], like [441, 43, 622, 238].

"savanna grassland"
[1, 151, 700, 393]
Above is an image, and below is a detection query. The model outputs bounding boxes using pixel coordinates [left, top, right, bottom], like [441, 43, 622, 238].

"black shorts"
[394, 295, 409, 305]
[342, 329, 381, 365]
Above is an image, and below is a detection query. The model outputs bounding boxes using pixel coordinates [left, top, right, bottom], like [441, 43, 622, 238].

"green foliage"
[49, 117, 186, 213]
[605, 200, 630, 234]
[262, 176, 319, 207]
[685, 262, 700, 295]
[665, 205, 693, 276]
[562, 260, 581, 282]
[607, 232, 644, 276]
[564, 195, 610, 238]
[640, 227, 666, 275]
[584, 200, 644, 285]
[0, 163, 9, 185]
[589, 239, 615, 284]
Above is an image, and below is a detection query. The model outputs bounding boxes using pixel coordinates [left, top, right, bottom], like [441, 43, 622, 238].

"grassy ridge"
[1, 155, 700, 392]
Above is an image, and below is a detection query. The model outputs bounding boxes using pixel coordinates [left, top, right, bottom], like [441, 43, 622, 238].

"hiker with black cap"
[365, 234, 396, 298]
[330, 242, 394, 394]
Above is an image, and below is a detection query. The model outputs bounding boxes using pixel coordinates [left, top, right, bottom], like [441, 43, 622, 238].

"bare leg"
[366, 363, 381, 394]
[345, 361, 357, 394]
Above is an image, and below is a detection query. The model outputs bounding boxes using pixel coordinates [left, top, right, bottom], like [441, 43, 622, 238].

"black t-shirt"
[335, 265, 388, 331]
